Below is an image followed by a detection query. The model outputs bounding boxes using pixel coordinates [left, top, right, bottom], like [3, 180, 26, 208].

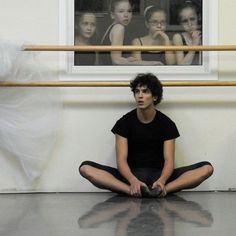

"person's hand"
[191, 30, 201, 45]
[153, 31, 170, 45]
[152, 180, 167, 197]
[129, 178, 146, 197]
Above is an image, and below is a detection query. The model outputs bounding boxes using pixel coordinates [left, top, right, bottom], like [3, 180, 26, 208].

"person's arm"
[131, 38, 142, 61]
[109, 24, 134, 65]
[173, 33, 200, 65]
[152, 139, 175, 194]
[153, 31, 176, 65]
[109, 24, 156, 65]
[115, 134, 146, 197]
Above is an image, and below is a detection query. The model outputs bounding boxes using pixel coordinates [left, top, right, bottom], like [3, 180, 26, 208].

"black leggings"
[79, 161, 212, 193]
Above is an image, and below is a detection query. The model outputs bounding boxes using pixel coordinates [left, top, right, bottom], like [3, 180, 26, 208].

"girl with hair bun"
[132, 6, 176, 65]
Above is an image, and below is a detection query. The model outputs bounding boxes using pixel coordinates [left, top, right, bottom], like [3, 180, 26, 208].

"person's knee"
[79, 161, 93, 178]
[202, 163, 214, 178]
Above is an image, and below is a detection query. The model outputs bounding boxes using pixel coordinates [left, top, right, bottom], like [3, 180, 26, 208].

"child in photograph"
[132, 6, 176, 65]
[74, 12, 98, 65]
[100, 0, 138, 65]
[172, 1, 202, 65]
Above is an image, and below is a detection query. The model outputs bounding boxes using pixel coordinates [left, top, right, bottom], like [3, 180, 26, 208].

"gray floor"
[0, 192, 235, 236]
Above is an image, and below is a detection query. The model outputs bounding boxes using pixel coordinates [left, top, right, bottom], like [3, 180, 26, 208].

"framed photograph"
[60, 0, 218, 77]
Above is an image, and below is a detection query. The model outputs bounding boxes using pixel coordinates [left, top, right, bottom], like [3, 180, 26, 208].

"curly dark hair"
[130, 73, 163, 105]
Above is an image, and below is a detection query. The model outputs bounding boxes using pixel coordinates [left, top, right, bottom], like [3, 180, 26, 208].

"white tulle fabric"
[0, 40, 61, 181]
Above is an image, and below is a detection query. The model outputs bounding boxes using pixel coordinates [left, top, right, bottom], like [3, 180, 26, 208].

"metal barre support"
[1, 80, 236, 87]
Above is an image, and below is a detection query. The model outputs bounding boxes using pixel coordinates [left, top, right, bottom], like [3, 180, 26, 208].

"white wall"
[0, 0, 236, 192]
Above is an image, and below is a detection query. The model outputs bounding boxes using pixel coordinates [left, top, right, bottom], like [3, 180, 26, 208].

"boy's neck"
[137, 107, 156, 124]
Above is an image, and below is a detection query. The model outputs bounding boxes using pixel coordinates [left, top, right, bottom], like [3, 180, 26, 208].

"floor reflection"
[78, 194, 213, 236]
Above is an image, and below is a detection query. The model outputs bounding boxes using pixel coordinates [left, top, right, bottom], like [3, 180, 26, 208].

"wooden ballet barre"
[23, 45, 236, 52]
[1, 80, 236, 87]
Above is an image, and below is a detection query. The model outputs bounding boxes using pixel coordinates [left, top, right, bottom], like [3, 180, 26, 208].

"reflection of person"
[132, 6, 176, 65]
[100, 0, 138, 65]
[172, 2, 202, 65]
[74, 12, 97, 65]
[78, 194, 213, 236]
[79, 73, 213, 198]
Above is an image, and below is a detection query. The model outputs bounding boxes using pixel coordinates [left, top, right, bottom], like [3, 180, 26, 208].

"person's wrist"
[128, 176, 138, 184]
[157, 178, 166, 185]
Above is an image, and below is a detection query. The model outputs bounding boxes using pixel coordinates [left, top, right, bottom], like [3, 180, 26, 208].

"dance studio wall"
[0, 0, 236, 192]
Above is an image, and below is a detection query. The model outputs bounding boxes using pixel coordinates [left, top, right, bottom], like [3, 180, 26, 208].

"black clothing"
[111, 109, 180, 169]
[79, 160, 212, 192]
[138, 38, 166, 64]
[79, 109, 213, 194]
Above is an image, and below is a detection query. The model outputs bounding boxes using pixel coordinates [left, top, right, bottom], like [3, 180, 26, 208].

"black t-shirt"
[111, 109, 180, 169]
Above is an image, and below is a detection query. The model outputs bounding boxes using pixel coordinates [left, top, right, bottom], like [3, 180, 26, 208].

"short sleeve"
[162, 119, 180, 141]
[111, 116, 129, 138]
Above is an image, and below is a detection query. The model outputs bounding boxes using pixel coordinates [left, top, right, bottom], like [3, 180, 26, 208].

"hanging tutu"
[0, 40, 61, 181]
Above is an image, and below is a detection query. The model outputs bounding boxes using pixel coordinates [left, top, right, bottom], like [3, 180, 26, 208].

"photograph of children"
[74, 0, 202, 66]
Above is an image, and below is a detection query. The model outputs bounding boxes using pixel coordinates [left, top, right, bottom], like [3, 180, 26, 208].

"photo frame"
[60, 0, 218, 77]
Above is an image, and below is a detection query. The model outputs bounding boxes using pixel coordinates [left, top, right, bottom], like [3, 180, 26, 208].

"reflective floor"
[0, 192, 235, 236]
